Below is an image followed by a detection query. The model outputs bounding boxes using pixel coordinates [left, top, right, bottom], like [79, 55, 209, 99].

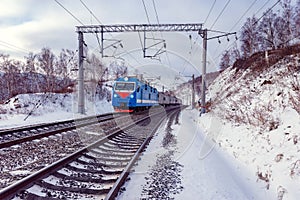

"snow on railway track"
[0, 106, 182, 199]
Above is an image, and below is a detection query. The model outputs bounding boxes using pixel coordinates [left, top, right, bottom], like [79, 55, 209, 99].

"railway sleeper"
[74, 158, 128, 168]
[35, 179, 112, 195]
[93, 145, 137, 154]
[66, 164, 123, 175]
[101, 142, 140, 151]
[87, 149, 134, 158]
[53, 171, 117, 184]
[83, 153, 132, 162]
[110, 136, 143, 144]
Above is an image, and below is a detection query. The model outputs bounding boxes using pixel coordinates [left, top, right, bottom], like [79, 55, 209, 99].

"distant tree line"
[0, 47, 128, 103]
[0, 48, 77, 103]
[220, 0, 300, 69]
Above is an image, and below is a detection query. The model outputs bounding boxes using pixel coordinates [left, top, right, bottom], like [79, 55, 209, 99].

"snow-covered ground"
[199, 110, 300, 200]
[0, 93, 113, 129]
[118, 55, 300, 199]
[1, 53, 299, 200]
[117, 108, 272, 199]
[200, 55, 300, 200]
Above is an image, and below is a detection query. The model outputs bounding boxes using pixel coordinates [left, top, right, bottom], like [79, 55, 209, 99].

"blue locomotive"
[112, 76, 182, 112]
[112, 77, 159, 112]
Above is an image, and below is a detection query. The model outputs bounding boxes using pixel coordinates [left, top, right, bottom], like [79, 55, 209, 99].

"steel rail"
[105, 107, 181, 200]
[0, 114, 116, 149]
[0, 107, 178, 199]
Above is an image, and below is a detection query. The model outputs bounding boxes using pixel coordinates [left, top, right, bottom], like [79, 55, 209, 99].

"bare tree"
[240, 16, 260, 58]
[109, 60, 128, 79]
[294, 0, 300, 39]
[220, 45, 240, 70]
[276, 0, 294, 47]
[56, 49, 72, 89]
[23, 52, 37, 73]
[220, 50, 231, 70]
[0, 54, 21, 98]
[37, 48, 57, 92]
[258, 10, 279, 50]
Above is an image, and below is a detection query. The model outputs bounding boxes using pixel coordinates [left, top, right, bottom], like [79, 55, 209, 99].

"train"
[112, 76, 181, 112]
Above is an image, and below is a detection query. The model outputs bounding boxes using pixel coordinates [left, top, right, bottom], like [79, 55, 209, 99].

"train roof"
[115, 77, 152, 86]
[115, 77, 140, 82]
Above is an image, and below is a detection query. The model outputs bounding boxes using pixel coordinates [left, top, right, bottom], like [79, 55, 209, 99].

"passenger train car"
[112, 76, 181, 112]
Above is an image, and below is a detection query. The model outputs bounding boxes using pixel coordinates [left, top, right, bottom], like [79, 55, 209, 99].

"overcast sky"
[0, 0, 285, 86]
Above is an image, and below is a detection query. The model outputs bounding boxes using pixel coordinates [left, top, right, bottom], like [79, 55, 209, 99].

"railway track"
[0, 106, 182, 199]
[0, 113, 123, 149]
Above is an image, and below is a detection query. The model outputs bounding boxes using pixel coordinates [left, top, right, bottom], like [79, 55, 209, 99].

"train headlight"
[114, 94, 118, 98]
[130, 94, 134, 98]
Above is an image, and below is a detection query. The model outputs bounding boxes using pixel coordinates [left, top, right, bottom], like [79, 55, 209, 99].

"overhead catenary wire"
[254, 0, 272, 16]
[210, 0, 232, 29]
[229, 0, 258, 32]
[141, 0, 161, 62]
[151, 0, 172, 67]
[179, 0, 233, 77]
[79, 0, 103, 25]
[204, 0, 217, 25]
[213, 0, 282, 62]
[179, 0, 218, 76]
[253, 0, 281, 25]
[54, 0, 85, 25]
[79, 0, 140, 63]
[211, 0, 260, 59]
[0, 40, 30, 55]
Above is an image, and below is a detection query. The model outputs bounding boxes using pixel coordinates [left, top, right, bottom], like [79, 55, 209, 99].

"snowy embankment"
[118, 108, 270, 199]
[0, 93, 113, 129]
[200, 55, 300, 200]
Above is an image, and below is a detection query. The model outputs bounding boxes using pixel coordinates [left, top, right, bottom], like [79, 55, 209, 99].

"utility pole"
[200, 29, 207, 114]
[199, 29, 236, 115]
[78, 31, 85, 114]
[192, 74, 195, 109]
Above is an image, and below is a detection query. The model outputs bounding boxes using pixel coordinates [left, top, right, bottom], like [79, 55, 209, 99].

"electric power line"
[79, 0, 103, 25]
[229, 0, 258, 32]
[253, 0, 281, 25]
[182, 0, 217, 70]
[213, 0, 282, 63]
[204, 0, 217, 25]
[54, 0, 85, 25]
[0, 40, 30, 54]
[152, 0, 160, 24]
[142, 0, 152, 26]
[210, 0, 232, 29]
[255, 0, 272, 16]
[151, 0, 172, 67]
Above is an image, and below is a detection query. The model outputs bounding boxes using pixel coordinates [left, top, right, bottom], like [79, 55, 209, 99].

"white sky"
[0, 0, 285, 86]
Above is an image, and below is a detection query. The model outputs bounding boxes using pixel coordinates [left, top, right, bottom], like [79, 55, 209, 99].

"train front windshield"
[114, 82, 135, 91]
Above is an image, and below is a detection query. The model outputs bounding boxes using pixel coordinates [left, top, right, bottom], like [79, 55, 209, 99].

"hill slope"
[199, 52, 300, 199]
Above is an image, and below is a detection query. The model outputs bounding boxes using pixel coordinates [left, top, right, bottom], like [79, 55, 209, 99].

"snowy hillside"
[199, 54, 300, 199]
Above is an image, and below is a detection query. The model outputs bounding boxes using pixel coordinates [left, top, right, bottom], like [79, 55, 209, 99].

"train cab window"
[149, 94, 151, 99]
[137, 86, 140, 92]
[115, 82, 135, 91]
